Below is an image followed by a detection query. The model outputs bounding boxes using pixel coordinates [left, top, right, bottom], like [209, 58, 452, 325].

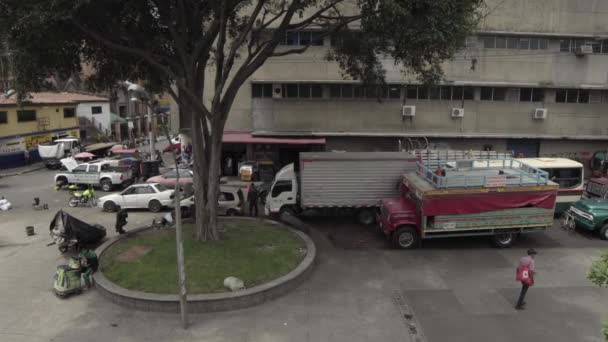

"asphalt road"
[0, 167, 606, 342]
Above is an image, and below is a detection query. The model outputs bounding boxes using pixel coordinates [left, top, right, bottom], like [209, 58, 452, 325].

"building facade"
[183, 0, 608, 174]
[0, 92, 110, 168]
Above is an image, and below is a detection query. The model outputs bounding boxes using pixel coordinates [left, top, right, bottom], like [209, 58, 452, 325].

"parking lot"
[0, 166, 607, 342]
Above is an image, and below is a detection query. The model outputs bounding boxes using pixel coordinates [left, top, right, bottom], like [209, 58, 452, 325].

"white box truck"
[264, 152, 418, 224]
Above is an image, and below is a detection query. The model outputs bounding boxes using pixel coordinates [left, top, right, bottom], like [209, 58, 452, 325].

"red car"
[146, 169, 193, 187]
[163, 143, 181, 153]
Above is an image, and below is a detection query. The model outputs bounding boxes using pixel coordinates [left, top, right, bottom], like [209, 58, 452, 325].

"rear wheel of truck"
[100, 179, 112, 192]
[356, 209, 376, 226]
[599, 224, 608, 240]
[279, 206, 295, 217]
[492, 232, 517, 248]
[392, 226, 419, 249]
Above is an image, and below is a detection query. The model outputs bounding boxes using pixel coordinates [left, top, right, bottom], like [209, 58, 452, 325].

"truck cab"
[563, 199, 608, 240]
[265, 164, 298, 216]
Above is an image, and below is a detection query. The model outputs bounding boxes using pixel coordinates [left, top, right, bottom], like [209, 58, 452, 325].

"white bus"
[516, 158, 584, 214]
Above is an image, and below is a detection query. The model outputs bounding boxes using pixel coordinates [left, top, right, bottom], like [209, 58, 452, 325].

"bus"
[516, 158, 584, 214]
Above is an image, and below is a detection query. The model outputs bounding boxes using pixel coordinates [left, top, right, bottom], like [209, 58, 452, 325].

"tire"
[392, 226, 420, 249]
[226, 209, 238, 216]
[103, 200, 116, 212]
[279, 206, 295, 217]
[356, 209, 376, 226]
[492, 232, 517, 248]
[600, 224, 608, 241]
[56, 178, 67, 188]
[100, 179, 112, 192]
[148, 200, 162, 213]
[68, 197, 79, 207]
[58, 245, 68, 253]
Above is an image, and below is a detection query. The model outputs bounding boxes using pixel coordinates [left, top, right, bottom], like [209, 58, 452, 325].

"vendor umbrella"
[74, 152, 95, 159]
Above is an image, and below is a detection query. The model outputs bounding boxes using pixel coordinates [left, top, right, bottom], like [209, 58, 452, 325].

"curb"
[0, 164, 45, 178]
[93, 217, 316, 313]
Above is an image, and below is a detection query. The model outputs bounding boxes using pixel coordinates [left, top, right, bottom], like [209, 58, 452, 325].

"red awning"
[223, 132, 325, 145]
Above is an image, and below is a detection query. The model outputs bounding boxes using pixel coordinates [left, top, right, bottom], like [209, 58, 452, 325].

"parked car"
[99, 183, 174, 212]
[171, 186, 243, 218]
[146, 169, 193, 187]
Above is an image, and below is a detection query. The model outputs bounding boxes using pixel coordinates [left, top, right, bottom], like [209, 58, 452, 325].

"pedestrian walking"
[247, 183, 259, 217]
[515, 248, 537, 310]
[115, 205, 128, 234]
[23, 149, 30, 165]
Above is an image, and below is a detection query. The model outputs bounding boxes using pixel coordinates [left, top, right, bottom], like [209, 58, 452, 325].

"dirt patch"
[116, 245, 153, 263]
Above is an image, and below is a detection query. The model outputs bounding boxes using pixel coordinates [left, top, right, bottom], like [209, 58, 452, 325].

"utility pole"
[161, 113, 188, 329]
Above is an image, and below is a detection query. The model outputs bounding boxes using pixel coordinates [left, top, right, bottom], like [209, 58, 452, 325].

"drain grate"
[393, 291, 427, 342]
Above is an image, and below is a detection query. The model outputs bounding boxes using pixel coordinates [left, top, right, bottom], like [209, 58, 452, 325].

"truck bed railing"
[416, 158, 549, 189]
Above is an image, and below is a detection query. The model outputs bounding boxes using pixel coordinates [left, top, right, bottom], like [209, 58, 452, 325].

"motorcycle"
[68, 184, 97, 208]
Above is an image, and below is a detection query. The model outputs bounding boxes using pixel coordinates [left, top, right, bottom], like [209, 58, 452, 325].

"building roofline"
[252, 130, 608, 141]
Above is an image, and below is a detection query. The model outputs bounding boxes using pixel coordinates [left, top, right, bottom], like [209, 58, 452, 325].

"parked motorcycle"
[68, 184, 97, 208]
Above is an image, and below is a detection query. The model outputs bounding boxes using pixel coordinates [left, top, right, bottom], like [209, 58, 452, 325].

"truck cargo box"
[299, 152, 417, 208]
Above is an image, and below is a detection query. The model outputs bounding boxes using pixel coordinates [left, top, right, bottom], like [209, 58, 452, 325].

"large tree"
[1, 0, 482, 241]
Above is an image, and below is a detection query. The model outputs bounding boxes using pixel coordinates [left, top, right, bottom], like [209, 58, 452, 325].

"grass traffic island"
[100, 219, 307, 294]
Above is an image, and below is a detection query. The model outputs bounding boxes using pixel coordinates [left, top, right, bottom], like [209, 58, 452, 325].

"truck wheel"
[100, 180, 112, 192]
[600, 224, 608, 240]
[103, 201, 117, 212]
[492, 232, 517, 248]
[226, 209, 238, 216]
[148, 200, 162, 213]
[56, 178, 67, 188]
[356, 209, 376, 226]
[279, 206, 295, 217]
[392, 226, 419, 249]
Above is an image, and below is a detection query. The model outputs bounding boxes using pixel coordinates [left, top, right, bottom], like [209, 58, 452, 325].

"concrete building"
[179, 0, 608, 174]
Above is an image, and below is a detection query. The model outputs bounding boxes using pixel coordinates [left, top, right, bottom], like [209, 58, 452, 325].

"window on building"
[507, 37, 519, 49]
[480, 87, 493, 100]
[463, 87, 475, 100]
[365, 86, 378, 99]
[353, 86, 364, 98]
[520, 88, 545, 102]
[281, 31, 324, 46]
[341, 84, 353, 98]
[418, 86, 429, 99]
[387, 85, 401, 99]
[0, 111, 6, 124]
[482, 36, 495, 48]
[283, 84, 298, 98]
[298, 84, 311, 98]
[560, 39, 571, 52]
[63, 108, 76, 118]
[329, 84, 341, 98]
[555, 89, 590, 104]
[17, 110, 36, 122]
[452, 86, 463, 100]
[519, 38, 530, 49]
[406, 86, 418, 99]
[602, 40, 608, 54]
[252, 83, 273, 98]
[480, 87, 506, 101]
[428, 87, 440, 100]
[495, 36, 507, 49]
[91, 106, 102, 114]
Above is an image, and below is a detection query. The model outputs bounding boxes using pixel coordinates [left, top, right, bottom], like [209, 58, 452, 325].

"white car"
[99, 183, 174, 212]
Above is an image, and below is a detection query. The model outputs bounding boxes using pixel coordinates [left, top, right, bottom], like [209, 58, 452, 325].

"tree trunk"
[204, 130, 223, 240]
[190, 111, 211, 241]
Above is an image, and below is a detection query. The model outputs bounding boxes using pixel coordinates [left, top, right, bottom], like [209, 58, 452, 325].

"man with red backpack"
[515, 248, 537, 310]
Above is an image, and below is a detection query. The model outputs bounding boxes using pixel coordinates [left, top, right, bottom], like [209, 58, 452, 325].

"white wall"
[76, 102, 112, 135]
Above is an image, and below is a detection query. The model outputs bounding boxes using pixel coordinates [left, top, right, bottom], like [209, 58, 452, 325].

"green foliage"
[100, 220, 306, 293]
[589, 251, 608, 288]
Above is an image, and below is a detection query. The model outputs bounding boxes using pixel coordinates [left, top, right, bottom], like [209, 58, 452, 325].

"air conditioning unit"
[575, 45, 593, 56]
[451, 107, 465, 118]
[402, 105, 416, 117]
[533, 108, 547, 120]
[272, 84, 282, 98]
